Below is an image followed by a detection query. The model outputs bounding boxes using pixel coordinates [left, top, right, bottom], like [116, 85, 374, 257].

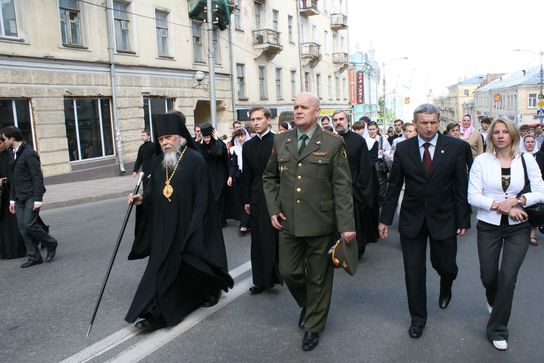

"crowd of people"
[2, 94, 544, 353]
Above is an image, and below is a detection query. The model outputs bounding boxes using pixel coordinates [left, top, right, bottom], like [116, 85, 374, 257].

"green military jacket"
[263, 126, 355, 237]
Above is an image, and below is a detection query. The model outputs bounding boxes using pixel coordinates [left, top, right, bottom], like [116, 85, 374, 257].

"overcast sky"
[348, 0, 543, 118]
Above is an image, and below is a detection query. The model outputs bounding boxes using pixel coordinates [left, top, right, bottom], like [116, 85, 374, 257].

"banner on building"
[356, 71, 364, 104]
[349, 68, 356, 105]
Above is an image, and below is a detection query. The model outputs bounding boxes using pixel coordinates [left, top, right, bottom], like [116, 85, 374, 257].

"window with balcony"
[234, 0, 242, 30]
[59, 0, 82, 47]
[113, 1, 133, 52]
[272, 10, 279, 31]
[0, 99, 34, 148]
[192, 21, 203, 62]
[237, 64, 247, 99]
[276, 68, 282, 100]
[254, 2, 262, 29]
[143, 97, 174, 139]
[0, 0, 18, 38]
[64, 99, 114, 161]
[259, 65, 267, 100]
[155, 9, 169, 57]
[529, 93, 537, 108]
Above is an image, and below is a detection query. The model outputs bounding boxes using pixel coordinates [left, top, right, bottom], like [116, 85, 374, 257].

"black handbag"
[518, 154, 544, 227]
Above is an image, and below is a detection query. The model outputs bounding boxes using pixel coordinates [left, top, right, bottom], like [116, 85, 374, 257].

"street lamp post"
[513, 49, 544, 124]
[382, 57, 408, 130]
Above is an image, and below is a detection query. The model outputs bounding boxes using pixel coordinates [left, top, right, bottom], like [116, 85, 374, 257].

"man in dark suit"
[378, 104, 471, 339]
[3, 126, 58, 268]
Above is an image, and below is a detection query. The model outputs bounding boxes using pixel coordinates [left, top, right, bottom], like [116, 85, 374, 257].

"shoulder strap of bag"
[518, 153, 531, 196]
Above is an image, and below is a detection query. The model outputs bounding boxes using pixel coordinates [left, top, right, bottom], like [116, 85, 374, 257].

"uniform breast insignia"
[441, 150, 445, 154]
[341, 148, 347, 158]
[312, 151, 328, 156]
[279, 165, 288, 173]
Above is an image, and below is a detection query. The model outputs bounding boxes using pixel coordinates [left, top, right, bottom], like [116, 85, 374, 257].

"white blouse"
[468, 152, 544, 226]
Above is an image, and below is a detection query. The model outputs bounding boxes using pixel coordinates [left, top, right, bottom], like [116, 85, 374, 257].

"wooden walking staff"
[86, 172, 144, 337]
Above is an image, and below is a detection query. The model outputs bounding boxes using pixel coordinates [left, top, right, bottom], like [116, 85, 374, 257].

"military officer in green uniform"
[263, 92, 356, 351]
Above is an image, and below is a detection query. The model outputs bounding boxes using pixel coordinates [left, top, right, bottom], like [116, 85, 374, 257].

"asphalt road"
[1, 198, 543, 362]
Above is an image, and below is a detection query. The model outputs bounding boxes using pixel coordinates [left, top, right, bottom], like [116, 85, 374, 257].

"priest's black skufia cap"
[153, 114, 185, 138]
[200, 123, 214, 136]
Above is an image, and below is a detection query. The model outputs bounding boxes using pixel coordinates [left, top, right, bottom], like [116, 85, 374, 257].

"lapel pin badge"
[441, 150, 445, 153]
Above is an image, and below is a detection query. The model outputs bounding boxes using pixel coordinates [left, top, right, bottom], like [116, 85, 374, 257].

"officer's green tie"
[299, 134, 309, 155]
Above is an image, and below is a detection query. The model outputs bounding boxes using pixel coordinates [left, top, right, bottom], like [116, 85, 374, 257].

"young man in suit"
[378, 104, 471, 339]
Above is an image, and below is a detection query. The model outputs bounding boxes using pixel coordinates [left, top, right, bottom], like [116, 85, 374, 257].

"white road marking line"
[61, 261, 252, 363]
[107, 277, 254, 363]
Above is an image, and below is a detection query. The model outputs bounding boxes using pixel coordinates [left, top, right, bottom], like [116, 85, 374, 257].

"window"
[276, 68, 282, 100]
[237, 64, 246, 99]
[529, 93, 537, 108]
[272, 10, 279, 31]
[290, 70, 296, 99]
[335, 75, 340, 100]
[259, 66, 267, 100]
[254, 3, 261, 29]
[59, 0, 82, 46]
[0, 0, 18, 37]
[287, 15, 293, 43]
[0, 99, 34, 148]
[192, 21, 203, 62]
[143, 97, 174, 139]
[323, 31, 328, 54]
[463, 89, 469, 96]
[234, 0, 242, 30]
[304, 72, 311, 92]
[212, 29, 220, 64]
[316, 73, 321, 99]
[155, 9, 169, 57]
[342, 77, 347, 100]
[113, 1, 132, 52]
[328, 75, 333, 100]
[64, 99, 114, 161]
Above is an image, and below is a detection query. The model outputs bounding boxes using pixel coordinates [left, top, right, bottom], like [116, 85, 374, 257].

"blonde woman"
[468, 119, 544, 351]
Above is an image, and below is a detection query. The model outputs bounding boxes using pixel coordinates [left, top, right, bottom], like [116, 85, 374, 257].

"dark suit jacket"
[10, 142, 45, 202]
[380, 134, 471, 240]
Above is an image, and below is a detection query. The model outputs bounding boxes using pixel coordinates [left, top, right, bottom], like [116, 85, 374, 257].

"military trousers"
[278, 230, 334, 333]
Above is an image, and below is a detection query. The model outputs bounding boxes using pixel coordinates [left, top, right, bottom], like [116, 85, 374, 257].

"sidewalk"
[43, 174, 137, 210]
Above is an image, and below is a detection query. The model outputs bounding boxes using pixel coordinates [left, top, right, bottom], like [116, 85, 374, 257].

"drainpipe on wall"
[206, 0, 217, 128]
[295, 0, 304, 93]
[106, 0, 125, 173]
[228, 15, 236, 123]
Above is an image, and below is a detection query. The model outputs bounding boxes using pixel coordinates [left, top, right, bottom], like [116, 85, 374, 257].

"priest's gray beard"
[162, 138, 187, 169]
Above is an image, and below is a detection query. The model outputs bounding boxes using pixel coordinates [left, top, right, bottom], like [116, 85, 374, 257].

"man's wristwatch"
[516, 197, 523, 207]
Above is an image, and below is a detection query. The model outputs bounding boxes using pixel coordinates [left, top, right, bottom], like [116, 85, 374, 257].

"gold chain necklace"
[163, 146, 188, 202]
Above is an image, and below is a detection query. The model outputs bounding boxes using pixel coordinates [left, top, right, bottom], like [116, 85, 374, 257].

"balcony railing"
[301, 42, 321, 60]
[299, 0, 319, 16]
[333, 52, 348, 65]
[253, 29, 282, 60]
[330, 13, 348, 30]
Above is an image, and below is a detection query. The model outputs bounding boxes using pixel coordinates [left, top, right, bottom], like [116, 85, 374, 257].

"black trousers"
[476, 220, 530, 341]
[400, 220, 458, 327]
[15, 198, 57, 261]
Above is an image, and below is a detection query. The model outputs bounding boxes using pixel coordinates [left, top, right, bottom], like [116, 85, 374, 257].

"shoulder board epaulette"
[323, 129, 341, 138]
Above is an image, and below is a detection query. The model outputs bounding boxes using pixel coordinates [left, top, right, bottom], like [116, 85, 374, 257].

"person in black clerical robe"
[242, 107, 281, 294]
[125, 113, 233, 332]
[0, 133, 25, 259]
[196, 123, 229, 227]
[227, 128, 251, 233]
[132, 129, 155, 180]
[333, 111, 376, 256]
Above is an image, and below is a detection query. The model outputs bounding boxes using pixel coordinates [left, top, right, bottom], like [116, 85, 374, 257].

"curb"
[43, 190, 132, 211]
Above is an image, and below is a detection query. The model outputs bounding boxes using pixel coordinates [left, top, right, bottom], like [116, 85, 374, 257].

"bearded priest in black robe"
[242, 107, 282, 294]
[332, 111, 376, 257]
[125, 113, 234, 332]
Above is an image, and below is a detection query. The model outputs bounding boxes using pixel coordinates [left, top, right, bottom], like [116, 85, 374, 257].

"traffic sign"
[537, 109, 544, 119]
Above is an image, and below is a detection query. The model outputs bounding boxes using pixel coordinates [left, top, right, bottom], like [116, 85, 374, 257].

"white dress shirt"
[417, 134, 438, 160]
[468, 152, 544, 225]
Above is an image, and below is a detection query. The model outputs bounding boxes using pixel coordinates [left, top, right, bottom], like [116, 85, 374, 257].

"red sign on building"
[349, 68, 356, 105]
[356, 71, 364, 104]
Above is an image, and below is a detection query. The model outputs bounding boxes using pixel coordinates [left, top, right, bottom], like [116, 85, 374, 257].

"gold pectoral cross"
[163, 180, 173, 202]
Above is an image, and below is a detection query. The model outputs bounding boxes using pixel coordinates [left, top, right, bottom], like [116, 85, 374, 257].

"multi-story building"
[435, 75, 485, 128]
[0, 0, 350, 182]
[473, 67, 543, 126]
[349, 49, 380, 121]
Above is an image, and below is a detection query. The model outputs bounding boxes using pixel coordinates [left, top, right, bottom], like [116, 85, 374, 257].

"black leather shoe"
[21, 259, 43, 268]
[298, 308, 306, 329]
[408, 325, 424, 339]
[135, 318, 166, 332]
[302, 331, 319, 351]
[202, 290, 220, 307]
[249, 285, 266, 295]
[45, 246, 57, 263]
[439, 280, 452, 309]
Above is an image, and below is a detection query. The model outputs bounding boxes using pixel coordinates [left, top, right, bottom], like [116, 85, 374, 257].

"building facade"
[434, 75, 484, 128]
[0, 0, 350, 182]
[348, 49, 380, 121]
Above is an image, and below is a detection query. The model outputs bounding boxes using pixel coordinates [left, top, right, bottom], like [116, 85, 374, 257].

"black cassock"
[242, 132, 281, 288]
[0, 150, 25, 259]
[342, 131, 378, 254]
[197, 140, 229, 224]
[125, 148, 233, 326]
